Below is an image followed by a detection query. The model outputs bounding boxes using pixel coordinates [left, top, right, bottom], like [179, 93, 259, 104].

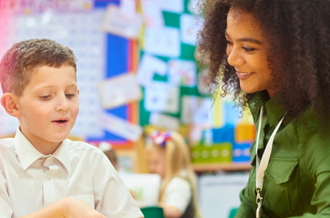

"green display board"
[139, 0, 208, 127]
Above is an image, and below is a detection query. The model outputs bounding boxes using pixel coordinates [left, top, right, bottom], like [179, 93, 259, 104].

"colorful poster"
[149, 113, 179, 130]
[101, 113, 143, 142]
[145, 81, 179, 113]
[101, 5, 143, 39]
[168, 59, 197, 87]
[144, 27, 180, 57]
[98, 73, 142, 109]
[181, 96, 213, 125]
[137, 54, 167, 87]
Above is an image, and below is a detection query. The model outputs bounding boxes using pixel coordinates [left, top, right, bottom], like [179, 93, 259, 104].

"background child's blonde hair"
[147, 131, 201, 218]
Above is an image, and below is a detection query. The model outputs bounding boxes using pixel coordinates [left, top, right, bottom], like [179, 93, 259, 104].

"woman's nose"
[227, 45, 245, 67]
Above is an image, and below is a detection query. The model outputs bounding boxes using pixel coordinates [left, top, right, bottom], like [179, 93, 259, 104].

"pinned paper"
[137, 54, 167, 86]
[141, 0, 164, 28]
[145, 82, 179, 113]
[197, 69, 215, 95]
[101, 113, 143, 142]
[98, 73, 142, 109]
[180, 14, 201, 45]
[160, 0, 183, 13]
[149, 113, 179, 130]
[181, 96, 213, 125]
[168, 59, 196, 87]
[188, 0, 202, 15]
[119, 173, 161, 207]
[101, 5, 143, 39]
[144, 27, 180, 58]
[120, 0, 136, 19]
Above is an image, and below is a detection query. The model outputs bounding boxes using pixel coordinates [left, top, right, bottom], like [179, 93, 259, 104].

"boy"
[0, 39, 144, 218]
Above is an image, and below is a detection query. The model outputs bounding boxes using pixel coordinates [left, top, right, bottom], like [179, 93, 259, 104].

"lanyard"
[255, 106, 286, 218]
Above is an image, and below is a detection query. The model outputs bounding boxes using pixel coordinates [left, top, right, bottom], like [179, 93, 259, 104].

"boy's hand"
[64, 197, 105, 218]
[21, 197, 105, 218]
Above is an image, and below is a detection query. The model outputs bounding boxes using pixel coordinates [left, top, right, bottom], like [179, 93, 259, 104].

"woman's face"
[225, 8, 275, 97]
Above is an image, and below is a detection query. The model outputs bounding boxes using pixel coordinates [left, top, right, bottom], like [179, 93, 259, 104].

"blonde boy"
[0, 39, 144, 218]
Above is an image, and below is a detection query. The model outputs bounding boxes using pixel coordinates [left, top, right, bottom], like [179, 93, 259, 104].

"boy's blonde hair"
[148, 131, 201, 218]
[0, 39, 76, 96]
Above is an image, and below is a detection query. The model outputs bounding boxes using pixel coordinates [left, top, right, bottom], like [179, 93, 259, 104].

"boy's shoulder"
[65, 139, 104, 158]
[0, 138, 16, 154]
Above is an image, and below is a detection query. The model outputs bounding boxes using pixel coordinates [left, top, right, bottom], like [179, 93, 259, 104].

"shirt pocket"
[71, 194, 95, 209]
[263, 157, 300, 217]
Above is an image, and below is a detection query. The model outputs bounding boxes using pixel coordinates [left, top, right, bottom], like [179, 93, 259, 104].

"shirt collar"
[14, 127, 71, 173]
[53, 139, 71, 174]
[265, 96, 286, 127]
[252, 91, 287, 127]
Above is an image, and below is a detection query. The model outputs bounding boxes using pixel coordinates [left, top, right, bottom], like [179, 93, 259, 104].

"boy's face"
[16, 65, 79, 150]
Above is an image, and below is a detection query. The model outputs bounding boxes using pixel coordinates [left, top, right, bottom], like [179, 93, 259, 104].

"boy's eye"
[242, 46, 256, 52]
[40, 95, 51, 100]
[66, 94, 75, 99]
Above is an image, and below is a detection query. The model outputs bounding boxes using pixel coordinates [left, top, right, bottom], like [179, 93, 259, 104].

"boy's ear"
[1, 93, 21, 118]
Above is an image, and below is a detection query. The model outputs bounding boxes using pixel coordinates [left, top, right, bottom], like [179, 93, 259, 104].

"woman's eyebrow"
[225, 32, 262, 45]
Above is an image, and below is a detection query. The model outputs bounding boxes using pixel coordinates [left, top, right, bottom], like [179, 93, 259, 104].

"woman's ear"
[1, 93, 21, 118]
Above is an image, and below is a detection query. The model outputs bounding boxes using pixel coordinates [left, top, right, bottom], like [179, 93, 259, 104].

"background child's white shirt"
[0, 128, 144, 218]
[163, 171, 192, 214]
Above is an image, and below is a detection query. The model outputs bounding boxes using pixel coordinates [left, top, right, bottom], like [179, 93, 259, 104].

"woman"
[198, 0, 330, 217]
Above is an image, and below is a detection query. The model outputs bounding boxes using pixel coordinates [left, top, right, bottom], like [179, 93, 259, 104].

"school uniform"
[163, 171, 194, 218]
[0, 128, 144, 218]
[236, 91, 330, 218]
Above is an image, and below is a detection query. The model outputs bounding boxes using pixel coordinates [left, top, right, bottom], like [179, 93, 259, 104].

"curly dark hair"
[0, 39, 76, 96]
[197, 0, 330, 120]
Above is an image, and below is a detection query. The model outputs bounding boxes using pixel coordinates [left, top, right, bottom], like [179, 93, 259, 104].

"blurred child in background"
[99, 141, 118, 171]
[146, 131, 201, 218]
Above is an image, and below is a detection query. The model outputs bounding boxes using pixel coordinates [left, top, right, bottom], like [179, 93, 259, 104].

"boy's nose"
[227, 46, 244, 67]
[55, 96, 70, 112]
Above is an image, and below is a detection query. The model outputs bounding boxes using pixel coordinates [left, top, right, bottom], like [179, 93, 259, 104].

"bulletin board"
[0, 0, 137, 149]
[138, 0, 211, 129]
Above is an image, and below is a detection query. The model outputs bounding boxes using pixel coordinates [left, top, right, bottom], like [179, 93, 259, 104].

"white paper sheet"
[137, 54, 167, 86]
[101, 112, 143, 142]
[98, 73, 142, 109]
[145, 81, 179, 113]
[199, 174, 249, 218]
[149, 113, 179, 130]
[144, 27, 180, 57]
[101, 5, 143, 39]
[141, 0, 164, 28]
[197, 69, 215, 95]
[188, 0, 202, 15]
[119, 173, 161, 207]
[181, 95, 213, 124]
[168, 59, 196, 87]
[180, 14, 201, 45]
[160, 0, 183, 13]
[120, 0, 136, 19]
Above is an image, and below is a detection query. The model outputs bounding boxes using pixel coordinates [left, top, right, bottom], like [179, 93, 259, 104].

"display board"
[0, 0, 136, 148]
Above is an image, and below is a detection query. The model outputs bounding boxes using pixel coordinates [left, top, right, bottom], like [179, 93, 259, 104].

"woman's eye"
[243, 46, 256, 52]
[66, 94, 75, 99]
[226, 40, 233, 45]
[40, 95, 51, 100]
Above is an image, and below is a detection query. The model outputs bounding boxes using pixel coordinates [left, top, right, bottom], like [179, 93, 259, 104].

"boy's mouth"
[52, 118, 69, 126]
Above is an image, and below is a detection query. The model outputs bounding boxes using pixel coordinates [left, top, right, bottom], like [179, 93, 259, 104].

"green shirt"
[235, 91, 330, 218]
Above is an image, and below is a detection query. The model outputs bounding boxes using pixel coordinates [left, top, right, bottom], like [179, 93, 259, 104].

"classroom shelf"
[193, 163, 251, 172]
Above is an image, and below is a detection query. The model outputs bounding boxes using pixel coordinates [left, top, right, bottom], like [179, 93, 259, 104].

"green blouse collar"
[253, 91, 286, 127]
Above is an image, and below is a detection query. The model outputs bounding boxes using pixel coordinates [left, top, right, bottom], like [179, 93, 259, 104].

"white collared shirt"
[0, 128, 144, 218]
[163, 171, 192, 214]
